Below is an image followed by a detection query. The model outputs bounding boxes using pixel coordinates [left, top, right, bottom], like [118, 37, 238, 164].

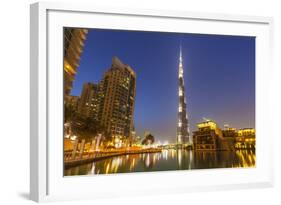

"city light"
[179, 106, 182, 112]
[70, 135, 77, 140]
[179, 88, 183, 96]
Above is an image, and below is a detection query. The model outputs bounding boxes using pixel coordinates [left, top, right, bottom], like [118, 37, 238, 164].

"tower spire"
[177, 46, 191, 145]
[180, 45, 182, 59]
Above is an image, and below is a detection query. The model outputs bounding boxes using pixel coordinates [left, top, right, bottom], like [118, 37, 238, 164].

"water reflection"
[64, 149, 255, 176]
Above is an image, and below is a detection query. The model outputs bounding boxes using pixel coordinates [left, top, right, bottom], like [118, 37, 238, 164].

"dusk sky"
[70, 28, 255, 143]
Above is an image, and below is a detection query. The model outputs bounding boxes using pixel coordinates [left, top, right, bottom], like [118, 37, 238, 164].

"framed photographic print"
[30, 2, 274, 202]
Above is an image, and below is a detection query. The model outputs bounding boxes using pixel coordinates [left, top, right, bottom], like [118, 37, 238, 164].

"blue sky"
[70, 28, 255, 142]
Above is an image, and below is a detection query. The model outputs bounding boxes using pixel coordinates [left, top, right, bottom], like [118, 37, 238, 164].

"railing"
[64, 148, 162, 168]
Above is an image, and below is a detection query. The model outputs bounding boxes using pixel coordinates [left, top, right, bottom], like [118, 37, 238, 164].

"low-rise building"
[235, 128, 255, 149]
[193, 120, 233, 151]
[222, 125, 237, 151]
[193, 120, 222, 150]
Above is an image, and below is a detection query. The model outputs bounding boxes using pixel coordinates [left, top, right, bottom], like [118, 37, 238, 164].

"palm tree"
[71, 115, 103, 142]
[64, 105, 76, 123]
[141, 134, 155, 145]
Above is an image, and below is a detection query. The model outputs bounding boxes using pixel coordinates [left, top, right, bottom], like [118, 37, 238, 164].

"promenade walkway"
[64, 148, 162, 168]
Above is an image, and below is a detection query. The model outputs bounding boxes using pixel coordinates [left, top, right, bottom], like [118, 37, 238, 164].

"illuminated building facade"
[222, 125, 238, 138]
[222, 125, 237, 151]
[64, 28, 88, 95]
[235, 128, 256, 149]
[78, 82, 100, 120]
[177, 47, 191, 145]
[193, 120, 233, 151]
[193, 120, 223, 150]
[99, 57, 136, 145]
[238, 128, 255, 137]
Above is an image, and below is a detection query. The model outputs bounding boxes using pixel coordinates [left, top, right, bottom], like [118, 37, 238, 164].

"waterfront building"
[193, 120, 222, 150]
[98, 56, 136, 146]
[177, 47, 191, 145]
[64, 28, 88, 95]
[78, 82, 100, 120]
[193, 120, 232, 151]
[238, 128, 255, 137]
[235, 128, 256, 149]
[222, 125, 237, 151]
[222, 125, 238, 138]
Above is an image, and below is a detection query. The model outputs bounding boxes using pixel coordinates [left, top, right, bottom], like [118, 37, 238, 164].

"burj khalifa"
[177, 47, 191, 145]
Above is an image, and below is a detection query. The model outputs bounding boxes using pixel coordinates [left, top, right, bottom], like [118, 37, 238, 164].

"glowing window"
[179, 67, 183, 78]
[179, 106, 182, 112]
[179, 88, 183, 96]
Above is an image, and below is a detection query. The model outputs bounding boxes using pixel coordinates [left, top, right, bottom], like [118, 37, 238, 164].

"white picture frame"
[30, 2, 274, 202]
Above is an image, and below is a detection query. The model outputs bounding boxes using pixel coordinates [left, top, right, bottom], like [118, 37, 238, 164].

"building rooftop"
[111, 56, 136, 77]
[197, 120, 219, 130]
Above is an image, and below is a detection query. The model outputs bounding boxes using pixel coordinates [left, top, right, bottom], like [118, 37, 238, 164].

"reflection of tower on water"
[177, 149, 182, 169]
[142, 153, 157, 170]
[176, 149, 193, 170]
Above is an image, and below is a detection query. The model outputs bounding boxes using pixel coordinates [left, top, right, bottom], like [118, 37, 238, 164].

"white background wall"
[0, 0, 280, 204]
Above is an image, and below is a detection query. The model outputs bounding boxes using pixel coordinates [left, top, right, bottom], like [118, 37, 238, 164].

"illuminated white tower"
[177, 47, 191, 145]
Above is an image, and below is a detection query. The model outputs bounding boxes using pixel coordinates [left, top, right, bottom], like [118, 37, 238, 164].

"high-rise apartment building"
[78, 82, 100, 120]
[64, 28, 88, 95]
[99, 57, 136, 144]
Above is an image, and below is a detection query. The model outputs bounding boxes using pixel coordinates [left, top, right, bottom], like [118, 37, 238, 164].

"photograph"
[63, 27, 256, 176]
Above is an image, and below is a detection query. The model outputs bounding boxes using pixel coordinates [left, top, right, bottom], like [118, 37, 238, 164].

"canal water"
[64, 149, 255, 176]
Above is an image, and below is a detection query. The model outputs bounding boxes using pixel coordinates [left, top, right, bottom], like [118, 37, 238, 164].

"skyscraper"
[99, 57, 136, 145]
[78, 82, 100, 120]
[64, 28, 88, 95]
[177, 47, 191, 145]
